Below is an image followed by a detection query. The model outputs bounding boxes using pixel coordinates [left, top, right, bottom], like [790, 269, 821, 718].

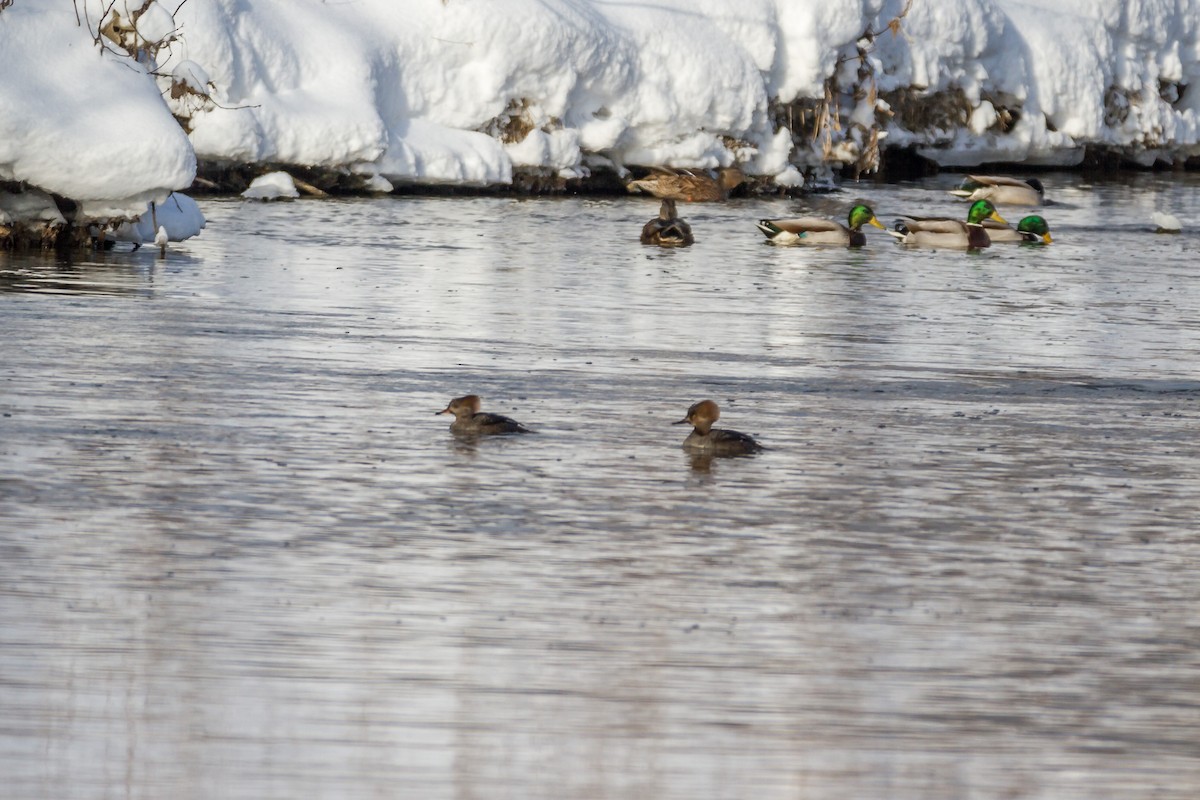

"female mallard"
[756, 202, 886, 246]
[949, 175, 1045, 206]
[889, 199, 1007, 249]
[984, 215, 1053, 244]
[626, 166, 745, 202]
[641, 199, 694, 246]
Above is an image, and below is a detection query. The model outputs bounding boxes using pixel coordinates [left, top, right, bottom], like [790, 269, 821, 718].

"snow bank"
[2, 0, 1199, 226]
[242, 172, 300, 201]
[114, 193, 207, 245]
[0, 3, 195, 217]
[874, 0, 1200, 166]
[165, 0, 1200, 179]
[0, 2, 203, 246]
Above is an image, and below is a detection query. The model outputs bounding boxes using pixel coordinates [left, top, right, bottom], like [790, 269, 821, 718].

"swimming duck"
[756, 202, 886, 246]
[641, 198, 694, 246]
[949, 175, 1045, 206]
[888, 199, 1007, 249]
[437, 395, 531, 435]
[626, 166, 745, 202]
[983, 215, 1053, 244]
[673, 399, 762, 456]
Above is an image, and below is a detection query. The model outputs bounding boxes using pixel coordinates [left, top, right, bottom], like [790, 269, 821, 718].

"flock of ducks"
[438, 395, 763, 456]
[438, 174, 1060, 458]
[630, 171, 1054, 250]
[441, 171, 1192, 458]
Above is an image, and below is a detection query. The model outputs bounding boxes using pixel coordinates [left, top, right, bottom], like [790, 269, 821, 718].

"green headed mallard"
[984, 215, 1053, 244]
[889, 199, 1007, 249]
[626, 166, 745, 202]
[756, 202, 886, 246]
[949, 175, 1045, 206]
[640, 199, 694, 246]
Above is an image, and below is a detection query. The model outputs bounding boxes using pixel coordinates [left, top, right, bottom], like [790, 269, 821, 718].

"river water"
[2, 173, 1199, 799]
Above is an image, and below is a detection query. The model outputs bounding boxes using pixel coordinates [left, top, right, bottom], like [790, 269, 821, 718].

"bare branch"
[868, 0, 914, 39]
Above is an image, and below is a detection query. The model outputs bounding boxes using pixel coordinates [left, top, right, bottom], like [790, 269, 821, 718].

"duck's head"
[756, 220, 783, 237]
[673, 399, 720, 434]
[954, 176, 989, 193]
[848, 203, 887, 231]
[437, 394, 481, 418]
[967, 199, 1006, 226]
[719, 167, 747, 192]
[1017, 215, 1052, 244]
[658, 199, 679, 220]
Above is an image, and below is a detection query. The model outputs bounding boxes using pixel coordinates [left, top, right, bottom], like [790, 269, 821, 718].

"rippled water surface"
[3, 174, 1200, 799]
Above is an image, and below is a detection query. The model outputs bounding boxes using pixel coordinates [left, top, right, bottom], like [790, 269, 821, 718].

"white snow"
[172, 61, 212, 96]
[112, 194, 207, 245]
[1152, 210, 1183, 232]
[0, 2, 202, 239]
[875, 0, 1200, 166]
[1, 0, 1198, 228]
[242, 172, 301, 201]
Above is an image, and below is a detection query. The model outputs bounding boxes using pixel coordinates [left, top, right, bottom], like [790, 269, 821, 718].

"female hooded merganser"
[437, 395, 531, 435]
[673, 399, 762, 455]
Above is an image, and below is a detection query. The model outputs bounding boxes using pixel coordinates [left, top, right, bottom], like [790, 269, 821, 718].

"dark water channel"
[2, 174, 1200, 799]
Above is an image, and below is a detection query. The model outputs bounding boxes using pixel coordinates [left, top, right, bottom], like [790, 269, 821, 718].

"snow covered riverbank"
[2, 0, 1199, 242]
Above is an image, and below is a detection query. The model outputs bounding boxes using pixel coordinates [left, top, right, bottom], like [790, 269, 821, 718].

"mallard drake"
[984, 215, 1053, 244]
[889, 199, 1007, 249]
[949, 175, 1045, 206]
[756, 202, 886, 246]
[436, 395, 531, 435]
[626, 166, 745, 202]
[640, 199, 694, 246]
[673, 400, 762, 456]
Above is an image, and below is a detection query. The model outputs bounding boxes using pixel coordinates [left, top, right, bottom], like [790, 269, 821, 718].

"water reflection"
[0, 250, 152, 296]
[3, 173, 1200, 799]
